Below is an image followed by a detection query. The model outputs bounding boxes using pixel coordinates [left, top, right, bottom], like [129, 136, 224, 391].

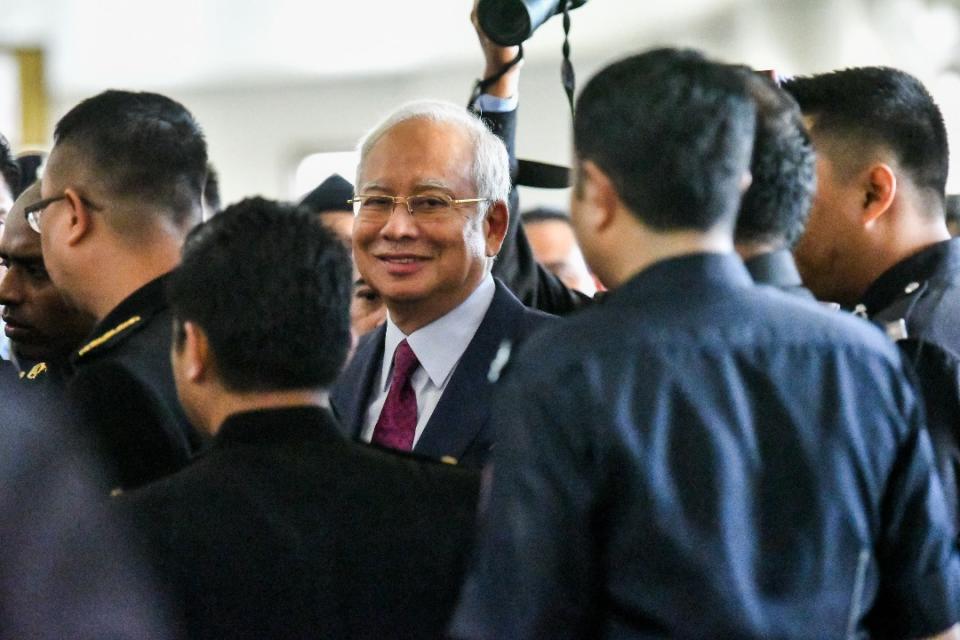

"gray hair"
[356, 100, 511, 215]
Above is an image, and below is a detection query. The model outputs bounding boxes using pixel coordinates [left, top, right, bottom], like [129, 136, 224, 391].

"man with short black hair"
[0, 182, 94, 381]
[784, 67, 960, 528]
[452, 49, 960, 639]
[735, 73, 816, 298]
[116, 198, 480, 640]
[36, 89, 208, 490]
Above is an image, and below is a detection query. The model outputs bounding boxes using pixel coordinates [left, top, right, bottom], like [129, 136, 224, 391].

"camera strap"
[561, 0, 576, 116]
[468, 45, 525, 109]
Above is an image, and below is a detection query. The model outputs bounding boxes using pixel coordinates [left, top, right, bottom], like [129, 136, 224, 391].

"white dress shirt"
[362, 275, 497, 446]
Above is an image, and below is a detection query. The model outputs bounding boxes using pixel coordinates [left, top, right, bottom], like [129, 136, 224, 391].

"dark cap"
[300, 174, 354, 215]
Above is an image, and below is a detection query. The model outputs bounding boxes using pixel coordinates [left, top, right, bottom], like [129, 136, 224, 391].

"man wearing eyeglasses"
[330, 100, 554, 469]
[34, 90, 208, 491]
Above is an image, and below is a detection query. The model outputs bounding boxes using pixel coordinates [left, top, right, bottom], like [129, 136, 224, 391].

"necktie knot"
[392, 339, 420, 383]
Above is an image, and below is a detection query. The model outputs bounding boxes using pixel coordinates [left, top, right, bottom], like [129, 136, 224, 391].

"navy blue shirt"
[452, 253, 960, 640]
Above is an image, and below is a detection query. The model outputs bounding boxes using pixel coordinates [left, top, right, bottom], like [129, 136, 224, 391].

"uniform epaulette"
[77, 315, 142, 358]
[18, 362, 48, 380]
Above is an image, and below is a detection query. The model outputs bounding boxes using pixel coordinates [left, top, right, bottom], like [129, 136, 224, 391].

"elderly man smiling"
[331, 100, 553, 468]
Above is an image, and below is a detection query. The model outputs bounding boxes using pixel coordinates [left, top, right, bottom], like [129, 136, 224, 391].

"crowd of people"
[2, 5, 960, 639]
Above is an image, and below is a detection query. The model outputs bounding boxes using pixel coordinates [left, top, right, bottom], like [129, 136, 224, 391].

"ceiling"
[0, 0, 744, 94]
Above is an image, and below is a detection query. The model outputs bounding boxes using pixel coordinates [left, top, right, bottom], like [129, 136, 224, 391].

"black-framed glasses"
[24, 193, 100, 233]
[347, 193, 490, 221]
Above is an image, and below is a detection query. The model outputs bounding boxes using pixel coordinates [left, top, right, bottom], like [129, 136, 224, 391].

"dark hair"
[54, 90, 207, 224]
[167, 197, 352, 392]
[573, 48, 756, 231]
[0, 133, 20, 199]
[14, 152, 45, 198]
[203, 163, 221, 215]
[735, 73, 816, 247]
[521, 206, 571, 226]
[782, 67, 948, 208]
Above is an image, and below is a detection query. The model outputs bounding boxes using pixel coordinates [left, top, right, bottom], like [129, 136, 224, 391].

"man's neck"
[735, 240, 784, 262]
[88, 244, 182, 322]
[205, 389, 330, 436]
[604, 226, 734, 289]
[860, 217, 952, 303]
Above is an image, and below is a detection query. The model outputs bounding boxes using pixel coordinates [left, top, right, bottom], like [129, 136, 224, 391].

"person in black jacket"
[33, 90, 209, 490]
[783, 67, 960, 531]
[115, 198, 481, 640]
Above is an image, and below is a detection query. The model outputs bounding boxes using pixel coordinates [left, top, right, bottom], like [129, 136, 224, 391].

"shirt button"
[904, 281, 920, 294]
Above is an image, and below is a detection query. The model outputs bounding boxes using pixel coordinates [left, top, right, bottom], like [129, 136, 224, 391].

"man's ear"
[483, 200, 509, 257]
[182, 321, 211, 383]
[62, 188, 94, 246]
[579, 160, 619, 233]
[861, 163, 896, 226]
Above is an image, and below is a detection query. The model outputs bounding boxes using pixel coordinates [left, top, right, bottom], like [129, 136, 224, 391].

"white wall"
[45, 0, 960, 210]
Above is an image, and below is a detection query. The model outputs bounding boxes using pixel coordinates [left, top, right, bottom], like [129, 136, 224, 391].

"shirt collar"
[604, 252, 753, 308]
[859, 238, 960, 314]
[381, 274, 496, 391]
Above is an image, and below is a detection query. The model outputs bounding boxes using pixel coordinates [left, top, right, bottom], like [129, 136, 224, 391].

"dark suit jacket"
[115, 406, 481, 640]
[331, 279, 554, 468]
[67, 274, 205, 491]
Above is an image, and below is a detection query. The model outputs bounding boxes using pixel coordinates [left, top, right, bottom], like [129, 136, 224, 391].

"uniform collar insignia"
[77, 315, 143, 358]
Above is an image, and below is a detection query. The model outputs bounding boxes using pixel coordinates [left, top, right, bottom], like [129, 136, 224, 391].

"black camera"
[477, 0, 589, 46]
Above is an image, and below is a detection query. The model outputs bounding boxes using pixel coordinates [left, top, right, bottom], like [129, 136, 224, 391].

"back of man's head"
[735, 74, 816, 248]
[573, 48, 756, 231]
[168, 197, 351, 393]
[53, 90, 208, 227]
[782, 67, 948, 212]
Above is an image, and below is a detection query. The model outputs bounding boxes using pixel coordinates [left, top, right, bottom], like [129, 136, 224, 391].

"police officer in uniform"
[784, 67, 960, 530]
[32, 90, 208, 491]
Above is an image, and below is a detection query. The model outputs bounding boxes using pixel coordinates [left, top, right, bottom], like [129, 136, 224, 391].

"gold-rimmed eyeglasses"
[24, 193, 101, 234]
[347, 193, 490, 221]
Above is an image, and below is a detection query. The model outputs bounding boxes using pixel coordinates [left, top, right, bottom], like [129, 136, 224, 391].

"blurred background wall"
[2, 0, 960, 209]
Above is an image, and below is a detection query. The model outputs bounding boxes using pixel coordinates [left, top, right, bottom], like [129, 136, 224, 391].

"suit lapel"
[332, 325, 386, 439]
[414, 282, 526, 460]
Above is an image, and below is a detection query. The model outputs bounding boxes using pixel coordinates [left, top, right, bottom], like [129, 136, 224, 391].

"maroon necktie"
[371, 339, 420, 451]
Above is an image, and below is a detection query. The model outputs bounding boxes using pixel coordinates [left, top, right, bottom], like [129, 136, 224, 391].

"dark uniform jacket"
[743, 248, 815, 300]
[452, 253, 960, 640]
[331, 279, 554, 468]
[857, 237, 960, 534]
[115, 406, 481, 640]
[67, 274, 203, 490]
